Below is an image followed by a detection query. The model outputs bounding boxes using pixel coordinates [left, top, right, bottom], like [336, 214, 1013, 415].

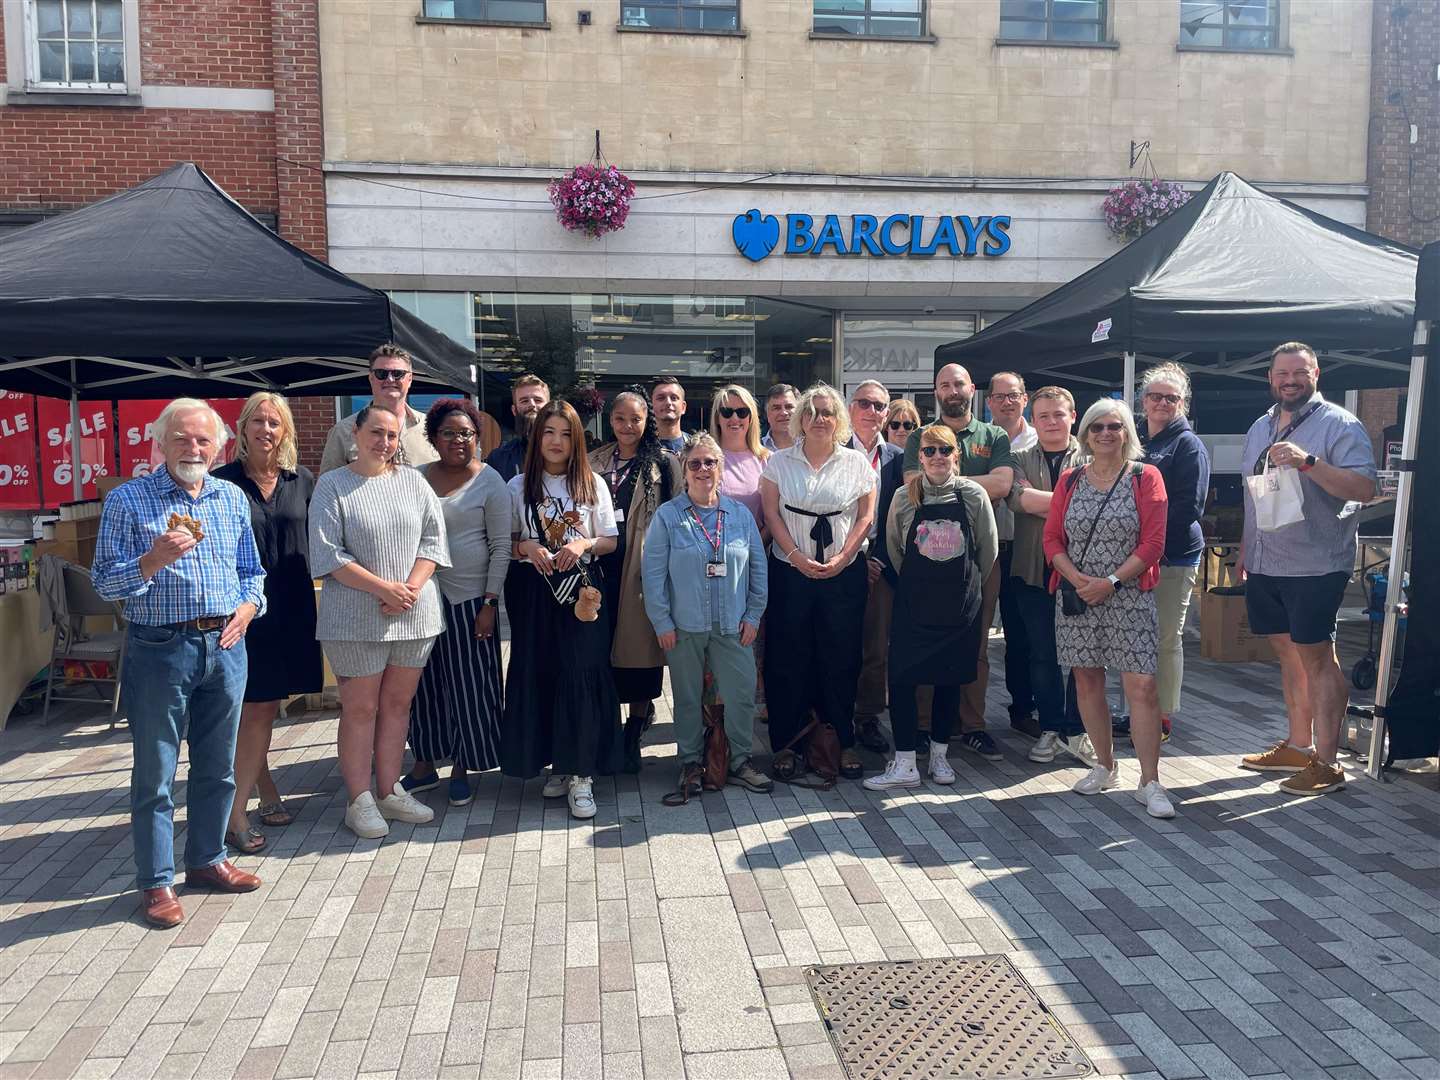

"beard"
[171, 461, 209, 485]
[515, 411, 537, 439]
[939, 394, 971, 420]
[1273, 384, 1315, 409]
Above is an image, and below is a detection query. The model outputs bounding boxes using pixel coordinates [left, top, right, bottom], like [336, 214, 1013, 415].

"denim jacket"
[642, 493, 768, 636]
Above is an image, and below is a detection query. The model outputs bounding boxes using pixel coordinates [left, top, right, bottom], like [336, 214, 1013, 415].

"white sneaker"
[1134, 780, 1176, 818]
[1065, 734, 1099, 767]
[542, 771, 569, 798]
[567, 776, 597, 819]
[377, 781, 435, 824]
[863, 759, 922, 791]
[1072, 762, 1120, 795]
[1029, 732, 1061, 763]
[928, 749, 955, 785]
[344, 791, 388, 839]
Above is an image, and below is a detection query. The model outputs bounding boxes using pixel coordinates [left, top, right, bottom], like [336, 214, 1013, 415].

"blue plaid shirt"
[92, 467, 267, 626]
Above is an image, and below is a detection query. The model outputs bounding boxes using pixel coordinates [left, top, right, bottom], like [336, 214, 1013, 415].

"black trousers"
[889, 681, 961, 752]
[764, 556, 867, 753]
[1013, 581, 1085, 737]
[999, 544, 1034, 719]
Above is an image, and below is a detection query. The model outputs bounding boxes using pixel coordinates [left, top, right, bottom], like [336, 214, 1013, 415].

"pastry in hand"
[166, 512, 204, 542]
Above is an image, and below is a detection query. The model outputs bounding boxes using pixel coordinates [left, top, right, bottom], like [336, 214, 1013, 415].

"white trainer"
[863, 759, 922, 791]
[377, 781, 435, 824]
[568, 776, 597, 819]
[1028, 732, 1061, 763]
[542, 771, 569, 798]
[1135, 780, 1176, 819]
[1072, 762, 1120, 795]
[345, 791, 388, 839]
[928, 749, 955, 785]
[1065, 734, 1099, 767]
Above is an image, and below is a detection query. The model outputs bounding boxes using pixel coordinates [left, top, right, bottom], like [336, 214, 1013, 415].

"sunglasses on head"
[920, 445, 955, 458]
[686, 457, 719, 472]
[888, 420, 916, 431]
[1145, 392, 1183, 405]
[370, 368, 409, 381]
[1089, 422, 1124, 434]
[852, 399, 887, 413]
[718, 406, 750, 420]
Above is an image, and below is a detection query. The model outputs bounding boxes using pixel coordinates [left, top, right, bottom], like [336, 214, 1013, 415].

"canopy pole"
[69, 361, 83, 502]
[1365, 318, 1427, 778]
[1122, 351, 1136, 407]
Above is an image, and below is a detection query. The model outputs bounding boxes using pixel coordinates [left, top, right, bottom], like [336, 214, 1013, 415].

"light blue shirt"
[642, 493, 767, 635]
[1240, 395, 1376, 577]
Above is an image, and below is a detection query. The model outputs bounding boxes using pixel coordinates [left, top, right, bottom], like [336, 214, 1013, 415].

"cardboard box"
[1200, 589, 1274, 663]
[97, 476, 127, 501]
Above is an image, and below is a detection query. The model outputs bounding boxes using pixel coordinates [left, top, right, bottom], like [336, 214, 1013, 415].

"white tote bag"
[1245, 458, 1306, 532]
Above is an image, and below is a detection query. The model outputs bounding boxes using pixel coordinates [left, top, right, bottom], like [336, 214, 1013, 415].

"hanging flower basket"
[548, 164, 635, 239]
[568, 385, 605, 420]
[1102, 179, 1191, 242]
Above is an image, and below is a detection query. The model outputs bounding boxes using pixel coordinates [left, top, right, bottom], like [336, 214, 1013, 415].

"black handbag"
[1057, 464, 1135, 617]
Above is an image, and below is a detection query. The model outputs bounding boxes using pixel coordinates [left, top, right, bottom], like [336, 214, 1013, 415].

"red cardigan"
[1042, 463, 1168, 593]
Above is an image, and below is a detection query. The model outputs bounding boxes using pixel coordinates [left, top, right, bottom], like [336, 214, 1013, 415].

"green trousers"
[668, 628, 756, 768]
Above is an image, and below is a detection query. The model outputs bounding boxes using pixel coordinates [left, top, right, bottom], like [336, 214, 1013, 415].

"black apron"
[888, 498, 983, 687]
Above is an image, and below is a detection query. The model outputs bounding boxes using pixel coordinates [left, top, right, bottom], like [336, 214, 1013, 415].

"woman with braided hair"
[590, 387, 683, 768]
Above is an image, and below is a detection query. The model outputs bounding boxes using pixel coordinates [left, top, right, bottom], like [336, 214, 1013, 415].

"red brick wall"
[290, 395, 334, 474]
[140, 1, 273, 87]
[270, 0, 327, 259]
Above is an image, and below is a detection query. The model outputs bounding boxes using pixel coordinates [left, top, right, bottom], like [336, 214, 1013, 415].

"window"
[813, 1, 925, 39]
[420, 0, 547, 24]
[1179, 0, 1280, 50]
[620, 1, 740, 32]
[28, 0, 125, 89]
[998, 0, 1107, 43]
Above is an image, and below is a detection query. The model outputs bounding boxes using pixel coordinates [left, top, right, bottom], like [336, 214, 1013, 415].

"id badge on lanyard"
[690, 506, 727, 577]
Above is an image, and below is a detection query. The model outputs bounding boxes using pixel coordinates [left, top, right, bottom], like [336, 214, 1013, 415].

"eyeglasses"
[852, 399, 887, 413]
[686, 458, 719, 472]
[920, 445, 955, 458]
[888, 420, 916, 432]
[988, 392, 1024, 404]
[809, 409, 837, 420]
[370, 368, 409, 381]
[438, 429, 476, 441]
[718, 406, 750, 420]
[1089, 422, 1125, 434]
[1145, 392, 1183, 405]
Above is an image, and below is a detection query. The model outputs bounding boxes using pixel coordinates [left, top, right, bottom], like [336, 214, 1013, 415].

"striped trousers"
[409, 595, 504, 771]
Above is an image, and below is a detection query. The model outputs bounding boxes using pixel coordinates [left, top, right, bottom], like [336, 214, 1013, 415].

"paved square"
[2, 635, 1437, 1080]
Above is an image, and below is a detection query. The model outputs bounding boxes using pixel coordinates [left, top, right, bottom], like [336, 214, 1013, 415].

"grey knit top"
[308, 465, 450, 642]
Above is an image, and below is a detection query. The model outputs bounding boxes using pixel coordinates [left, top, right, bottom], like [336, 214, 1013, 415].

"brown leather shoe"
[184, 859, 261, 893]
[141, 886, 184, 928]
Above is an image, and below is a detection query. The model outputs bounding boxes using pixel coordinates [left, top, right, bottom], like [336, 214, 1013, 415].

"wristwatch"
[481, 596, 500, 608]
[1107, 574, 1123, 590]
[1299, 453, 1318, 472]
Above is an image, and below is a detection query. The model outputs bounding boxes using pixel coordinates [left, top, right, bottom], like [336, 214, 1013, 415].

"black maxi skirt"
[499, 562, 622, 779]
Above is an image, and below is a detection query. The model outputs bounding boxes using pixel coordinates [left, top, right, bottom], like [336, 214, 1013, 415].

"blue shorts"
[1245, 572, 1349, 645]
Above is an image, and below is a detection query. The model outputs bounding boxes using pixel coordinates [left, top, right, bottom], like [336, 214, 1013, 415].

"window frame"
[17, 0, 138, 94]
[414, 0, 550, 30]
[616, 0, 745, 37]
[995, 0, 1113, 48]
[1175, 0, 1289, 55]
[809, 0, 934, 44]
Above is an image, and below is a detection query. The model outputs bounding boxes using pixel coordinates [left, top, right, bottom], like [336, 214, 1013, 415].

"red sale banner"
[0, 392, 41, 510]
[117, 398, 246, 478]
[37, 396, 112, 504]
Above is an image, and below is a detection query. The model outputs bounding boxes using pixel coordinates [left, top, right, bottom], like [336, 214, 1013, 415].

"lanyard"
[1270, 400, 1322, 445]
[688, 505, 725, 561]
[606, 453, 636, 492]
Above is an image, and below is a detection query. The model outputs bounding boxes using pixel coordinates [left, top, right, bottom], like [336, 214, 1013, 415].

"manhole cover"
[806, 956, 1093, 1080]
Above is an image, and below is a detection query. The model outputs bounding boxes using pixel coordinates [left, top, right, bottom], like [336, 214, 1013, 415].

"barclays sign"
[732, 209, 1012, 263]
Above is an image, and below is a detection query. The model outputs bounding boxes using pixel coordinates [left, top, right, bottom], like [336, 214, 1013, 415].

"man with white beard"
[93, 398, 267, 928]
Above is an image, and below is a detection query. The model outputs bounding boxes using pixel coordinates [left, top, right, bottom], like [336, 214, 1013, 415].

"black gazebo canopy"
[0, 162, 477, 399]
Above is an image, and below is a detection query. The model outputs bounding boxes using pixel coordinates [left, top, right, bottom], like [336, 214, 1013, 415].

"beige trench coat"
[589, 445, 683, 669]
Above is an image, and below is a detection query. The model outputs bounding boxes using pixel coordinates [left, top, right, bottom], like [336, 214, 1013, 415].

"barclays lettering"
[732, 210, 1012, 263]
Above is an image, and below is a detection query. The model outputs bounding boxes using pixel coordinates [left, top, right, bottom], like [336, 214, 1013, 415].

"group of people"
[92, 340, 1377, 928]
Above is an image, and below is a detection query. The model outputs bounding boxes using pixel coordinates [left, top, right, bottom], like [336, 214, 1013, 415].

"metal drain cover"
[805, 956, 1093, 1080]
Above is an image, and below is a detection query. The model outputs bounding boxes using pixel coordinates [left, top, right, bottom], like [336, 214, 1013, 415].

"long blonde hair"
[906, 424, 959, 507]
[235, 392, 298, 471]
[709, 384, 768, 460]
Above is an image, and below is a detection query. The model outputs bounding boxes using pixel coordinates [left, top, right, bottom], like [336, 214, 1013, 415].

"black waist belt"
[785, 504, 841, 562]
[165, 615, 230, 632]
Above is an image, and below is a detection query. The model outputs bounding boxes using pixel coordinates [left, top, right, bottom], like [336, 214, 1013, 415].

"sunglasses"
[888, 420, 916, 432]
[438, 429, 476, 441]
[1089, 422, 1125, 434]
[920, 445, 955, 458]
[370, 368, 409, 381]
[1145, 392, 1183, 405]
[852, 399, 887, 413]
[809, 409, 837, 420]
[717, 406, 750, 420]
[686, 458, 719, 472]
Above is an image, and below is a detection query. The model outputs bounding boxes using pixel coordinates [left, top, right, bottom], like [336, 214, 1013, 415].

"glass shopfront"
[840, 315, 977, 417]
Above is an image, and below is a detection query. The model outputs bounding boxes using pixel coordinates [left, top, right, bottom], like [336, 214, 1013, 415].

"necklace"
[1088, 461, 1123, 486]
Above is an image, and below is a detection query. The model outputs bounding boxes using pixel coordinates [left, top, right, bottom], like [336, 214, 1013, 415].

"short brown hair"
[511, 373, 548, 399]
[1030, 386, 1074, 412]
[988, 372, 1027, 394]
[369, 343, 412, 368]
[766, 383, 798, 401]
[1271, 341, 1317, 366]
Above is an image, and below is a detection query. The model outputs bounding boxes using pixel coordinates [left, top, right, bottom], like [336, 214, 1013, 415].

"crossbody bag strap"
[1070, 465, 1126, 577]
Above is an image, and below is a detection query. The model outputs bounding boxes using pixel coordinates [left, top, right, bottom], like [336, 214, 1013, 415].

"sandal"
[226, 827, 267, 855]
[771, 749, 802, 782]
[256, 802, 292, 827]
[661, 764, 705, 807]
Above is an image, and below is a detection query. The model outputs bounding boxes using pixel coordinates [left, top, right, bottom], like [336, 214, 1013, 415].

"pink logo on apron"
[914, 519, 966, 563]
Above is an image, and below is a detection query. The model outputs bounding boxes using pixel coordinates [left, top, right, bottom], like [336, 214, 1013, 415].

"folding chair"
[40, 559, 127, 728]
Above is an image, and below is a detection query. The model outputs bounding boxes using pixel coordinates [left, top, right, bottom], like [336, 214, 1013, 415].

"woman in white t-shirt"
[503, 401, 621, 819]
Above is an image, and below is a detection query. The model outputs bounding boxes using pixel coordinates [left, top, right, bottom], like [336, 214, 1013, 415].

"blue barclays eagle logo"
[732, 209, 780, 263]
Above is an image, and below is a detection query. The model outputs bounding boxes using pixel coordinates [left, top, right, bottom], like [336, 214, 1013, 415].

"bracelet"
[784, 547, 799, 560]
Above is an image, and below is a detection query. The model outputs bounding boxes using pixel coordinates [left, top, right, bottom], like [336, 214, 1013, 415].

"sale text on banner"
[0, 393, 40, 510]
[117, 399, 244, 479]
[37, 397, 111, 503]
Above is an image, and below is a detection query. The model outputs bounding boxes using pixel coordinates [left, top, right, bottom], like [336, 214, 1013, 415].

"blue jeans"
[123, 623, 246, 889]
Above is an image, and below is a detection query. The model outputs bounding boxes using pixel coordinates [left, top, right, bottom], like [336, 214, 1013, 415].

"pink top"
[720, 449, 765, 530]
